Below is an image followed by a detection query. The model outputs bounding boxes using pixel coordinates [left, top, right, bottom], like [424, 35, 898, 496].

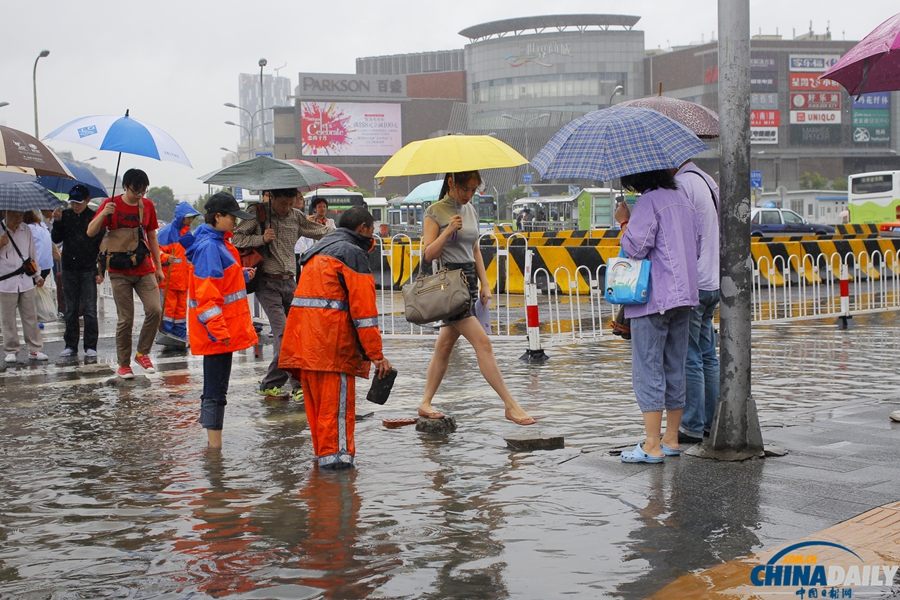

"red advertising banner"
[750, 110, 780, 127]
[789, 74, 842, 91]
[791, 92, 841, 110]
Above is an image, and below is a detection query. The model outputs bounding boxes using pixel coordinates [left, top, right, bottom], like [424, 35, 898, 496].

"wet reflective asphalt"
[1, 311, 900, 598]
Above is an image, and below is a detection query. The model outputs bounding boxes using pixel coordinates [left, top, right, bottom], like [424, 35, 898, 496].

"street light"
[33, 49, 50, 137]
[0, 102, 9, 108]
[225, 101, 276, 158]
[259, 58, 268, 151]
[608, 84, 624, 107]
[502, 113, 550, 196]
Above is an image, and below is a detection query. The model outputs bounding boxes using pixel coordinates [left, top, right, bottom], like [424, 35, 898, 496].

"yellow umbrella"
[375, 135, 528, 178]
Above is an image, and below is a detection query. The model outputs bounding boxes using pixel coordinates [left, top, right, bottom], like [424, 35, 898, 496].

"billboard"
[301, 102, 402, 156]
[789, 110, 841, 125]
[790, 124, 841, 145]
[751, 93, 778, 110]
[751, 110, 780, 127]
[791, 92, 840, 111]
[788, 55, 840, 72]
[751, 127, 778, 144]
[852, 93, 890, 144]
[750, 72, 778, 93]
[789, 74, 842, 91]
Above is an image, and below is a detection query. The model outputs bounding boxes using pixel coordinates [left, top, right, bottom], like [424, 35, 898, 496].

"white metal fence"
[89, 242, 900, 344]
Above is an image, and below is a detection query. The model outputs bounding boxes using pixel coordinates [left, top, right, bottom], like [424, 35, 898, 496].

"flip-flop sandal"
[661, 443, 682, 456]
[621, 442, 664, 464]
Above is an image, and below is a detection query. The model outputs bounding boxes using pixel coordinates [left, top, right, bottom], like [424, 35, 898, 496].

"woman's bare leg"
[454, 317, 533, 423]
[418, 325, 461, 416]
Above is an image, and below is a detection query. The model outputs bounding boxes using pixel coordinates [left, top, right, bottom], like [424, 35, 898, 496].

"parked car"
[750, 208, 836, 237]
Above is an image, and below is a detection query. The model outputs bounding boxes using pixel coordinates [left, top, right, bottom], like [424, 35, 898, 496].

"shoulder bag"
[402, 254, 470, 325]
[238, 203, 268, 294]
[604, 249, 651, 305]
[0, 220, 40, 282]
[98, 199, 151, 272]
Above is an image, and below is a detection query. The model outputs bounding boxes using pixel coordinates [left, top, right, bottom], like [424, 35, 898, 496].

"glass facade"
[472, 72, 628, 104]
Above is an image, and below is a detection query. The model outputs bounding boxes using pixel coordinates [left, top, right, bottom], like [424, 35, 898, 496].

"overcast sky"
[1, 0, 892, 199]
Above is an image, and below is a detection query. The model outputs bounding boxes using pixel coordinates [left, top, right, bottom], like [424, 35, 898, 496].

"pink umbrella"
[288, 159, 357, 190]
[820, 12, 900, 95]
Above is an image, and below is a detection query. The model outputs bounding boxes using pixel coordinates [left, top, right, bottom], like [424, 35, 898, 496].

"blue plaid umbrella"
[532, 106, 710, 181]
[0, 181, 66, 211]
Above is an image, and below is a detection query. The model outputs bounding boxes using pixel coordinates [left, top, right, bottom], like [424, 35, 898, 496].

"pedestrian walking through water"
[185, 192, 258, 448]
[416, 171, 535, 426]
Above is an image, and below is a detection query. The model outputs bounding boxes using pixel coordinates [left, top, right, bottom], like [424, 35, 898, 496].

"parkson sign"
[298, 73, 407, 99]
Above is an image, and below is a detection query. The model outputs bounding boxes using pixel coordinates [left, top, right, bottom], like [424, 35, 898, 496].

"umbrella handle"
[110, 152, 122, 199]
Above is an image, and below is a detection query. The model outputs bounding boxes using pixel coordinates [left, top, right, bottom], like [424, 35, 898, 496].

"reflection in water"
[616, 459, 763, 600]
[2, 312, 900, 597]
[172, 452, 272, 597]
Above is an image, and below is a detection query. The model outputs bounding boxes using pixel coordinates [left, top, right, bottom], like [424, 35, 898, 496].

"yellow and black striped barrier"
[375, 229, 900, 293]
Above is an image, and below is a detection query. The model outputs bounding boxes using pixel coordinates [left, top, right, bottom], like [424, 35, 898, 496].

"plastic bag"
[473, 296, 492, 335]
[34, 284, 57, 323]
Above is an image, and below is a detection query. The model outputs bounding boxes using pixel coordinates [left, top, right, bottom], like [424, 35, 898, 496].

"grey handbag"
[402, 255, 470, 325]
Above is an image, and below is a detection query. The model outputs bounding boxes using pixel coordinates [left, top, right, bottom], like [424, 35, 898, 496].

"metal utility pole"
[688, 0, 764, 461]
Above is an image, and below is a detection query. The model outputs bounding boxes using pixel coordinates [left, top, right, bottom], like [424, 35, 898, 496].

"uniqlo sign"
[750, 110, 780, 127]
[789, 74, 843, 91]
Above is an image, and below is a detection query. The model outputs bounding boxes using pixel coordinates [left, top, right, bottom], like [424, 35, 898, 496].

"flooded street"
[2, 312, 900, 598]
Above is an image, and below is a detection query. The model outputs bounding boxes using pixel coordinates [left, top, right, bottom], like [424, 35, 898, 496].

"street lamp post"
[0, 102, 9, 109]
[258, 58, 268, 151]
[608, 84, 624, 107]
[32, 49, 50, 137]
[501, 113, 550, 197]
[225, 102, 275, 158]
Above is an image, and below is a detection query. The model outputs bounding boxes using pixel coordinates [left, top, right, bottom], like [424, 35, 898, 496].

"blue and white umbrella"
[0, 181, 66, 211]
[44, 110, 191, 197]
[403, 179, 443, 204]
[532, 106, 710, 182]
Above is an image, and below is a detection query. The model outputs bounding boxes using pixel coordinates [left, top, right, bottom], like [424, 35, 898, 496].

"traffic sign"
[255, 152, 274, 158]
[523, 173, 533, 184]
[235, 188, 243, 200]
[750, 170, 763, 189]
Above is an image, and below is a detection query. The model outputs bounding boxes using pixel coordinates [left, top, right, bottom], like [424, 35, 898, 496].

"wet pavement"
[1, 308, 899, 598]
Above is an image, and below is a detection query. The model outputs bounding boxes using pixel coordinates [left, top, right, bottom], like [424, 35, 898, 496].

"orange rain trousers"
[300, 370, 356, 468]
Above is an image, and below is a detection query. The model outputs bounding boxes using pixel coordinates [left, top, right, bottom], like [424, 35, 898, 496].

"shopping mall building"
[271, 14, 898, 198]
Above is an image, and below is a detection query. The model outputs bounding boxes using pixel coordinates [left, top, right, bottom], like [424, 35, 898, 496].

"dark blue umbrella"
[37, 161, 108, 199]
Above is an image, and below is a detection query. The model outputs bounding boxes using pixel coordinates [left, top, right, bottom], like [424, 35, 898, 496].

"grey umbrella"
[201, 156, 338, 190]
[0, 181, 66, 211]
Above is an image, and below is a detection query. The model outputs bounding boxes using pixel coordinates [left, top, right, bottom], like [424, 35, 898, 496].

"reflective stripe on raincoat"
[186, 223, 258, 356]
[279, 228, 383, 379]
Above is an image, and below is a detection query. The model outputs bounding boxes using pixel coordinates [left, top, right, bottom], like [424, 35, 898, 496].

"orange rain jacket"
[279, 228, 383, 379]
[157, 202, 200, 292]
[185, 224, 258, 356]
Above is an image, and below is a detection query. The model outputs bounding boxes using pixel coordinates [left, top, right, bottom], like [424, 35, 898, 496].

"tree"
[347, 186, 372, 197]
[799, 172, 829, 190]
[146, 186, 176, 221]
[832, 176, 848, 191]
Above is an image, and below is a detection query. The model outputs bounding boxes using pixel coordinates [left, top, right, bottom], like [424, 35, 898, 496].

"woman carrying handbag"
[415, 171, 535, 426]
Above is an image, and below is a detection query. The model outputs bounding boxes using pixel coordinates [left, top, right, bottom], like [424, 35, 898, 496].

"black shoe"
[678, 431, 703, 444]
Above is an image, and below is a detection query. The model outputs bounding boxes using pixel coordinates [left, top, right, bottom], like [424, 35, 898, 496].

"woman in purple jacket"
[614, 169, 700, 464]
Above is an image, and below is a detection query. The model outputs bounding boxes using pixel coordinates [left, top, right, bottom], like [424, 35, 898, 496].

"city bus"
[387, 192, 497, 236]
[304, 187, 366, 222]
[848, 171, 900, 224]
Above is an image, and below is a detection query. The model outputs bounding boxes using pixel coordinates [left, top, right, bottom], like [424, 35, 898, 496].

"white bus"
[848, 170, 900, 224]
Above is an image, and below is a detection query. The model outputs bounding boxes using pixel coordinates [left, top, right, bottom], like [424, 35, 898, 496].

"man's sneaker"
[291, 388, 304, 401]
[134, 354, 156, 374]
[85, 349, 98, 357]
[117, 366, 135, 379]
[258, 386, 289, 398]
[4, 353, 16, 363]
[29, 351, 49, 361]
[59, 348, 77, 357]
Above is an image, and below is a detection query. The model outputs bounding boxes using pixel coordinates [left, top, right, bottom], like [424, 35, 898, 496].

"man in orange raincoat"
[280, 206, 392, 469]
[157, 201, 200, 341]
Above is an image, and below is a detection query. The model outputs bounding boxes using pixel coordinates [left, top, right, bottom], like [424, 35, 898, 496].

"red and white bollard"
[837, 262, 854, 330]
[520, 249, 549, 362]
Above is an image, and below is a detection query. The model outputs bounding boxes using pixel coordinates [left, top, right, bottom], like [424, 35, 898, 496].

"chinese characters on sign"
[852, 93, 891, 144]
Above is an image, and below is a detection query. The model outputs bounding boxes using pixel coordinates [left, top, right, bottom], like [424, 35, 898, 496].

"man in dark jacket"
[51, 185, 104, 357]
